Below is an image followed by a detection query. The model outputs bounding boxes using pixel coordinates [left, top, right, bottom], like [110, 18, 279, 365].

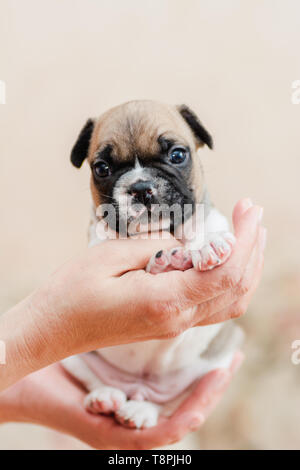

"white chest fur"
[97, 323, 222, 376]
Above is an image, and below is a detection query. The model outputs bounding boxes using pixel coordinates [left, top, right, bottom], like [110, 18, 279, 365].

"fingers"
[95, 236, 181, 275]
[146, 199, 254, 277]
[186, 204, 262, 303]
[198, 240, 265, 326]
[149, 203, 262, 310]
[197, 227, 265, 326]
[232, 198, 254, 228]
[194, 226, 266, 326]
[160, 352, 244, 442]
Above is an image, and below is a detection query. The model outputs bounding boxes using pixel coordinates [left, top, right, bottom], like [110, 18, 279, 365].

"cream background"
[0, 0, 299, 449]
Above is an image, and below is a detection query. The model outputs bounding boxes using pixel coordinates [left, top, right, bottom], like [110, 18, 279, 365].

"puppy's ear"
[177, 105, 213, 149]
[70, 119, 94, 168]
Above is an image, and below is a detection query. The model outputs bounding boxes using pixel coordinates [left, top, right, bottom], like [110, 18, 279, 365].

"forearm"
[0, 287, 79, 392]
[0, 292, 47, 390]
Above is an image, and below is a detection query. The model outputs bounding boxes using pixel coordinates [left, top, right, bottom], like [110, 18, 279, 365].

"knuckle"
[236, 279, 250, 296]
[230, 303, 246, 319]
[149, 299, 184, 337]
[149, 299, 174, 322]
[181, 277, 205, 304]
[160, 328, 183, 340]
[221, 268, 242, 290]
[157, 298, 181, 318]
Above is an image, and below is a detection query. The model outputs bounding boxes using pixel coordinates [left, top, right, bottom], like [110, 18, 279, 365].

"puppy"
[62, 100, 243, 429]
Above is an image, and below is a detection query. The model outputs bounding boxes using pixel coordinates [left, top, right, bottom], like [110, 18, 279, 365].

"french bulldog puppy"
[62, 100, 243, 429]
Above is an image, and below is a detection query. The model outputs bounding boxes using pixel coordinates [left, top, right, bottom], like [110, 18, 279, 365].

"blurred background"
[0, 0, 300, 449]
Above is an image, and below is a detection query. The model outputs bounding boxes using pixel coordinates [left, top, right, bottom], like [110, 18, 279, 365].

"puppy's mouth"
[114, 193, 172, 236]
[99, 163, 195, 236]
[126, 181, 158, 221]
[114, 190, 193, 239]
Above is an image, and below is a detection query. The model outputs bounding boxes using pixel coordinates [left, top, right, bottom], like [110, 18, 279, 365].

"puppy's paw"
[115, 400, 160, 429]
[169, 247, 193, 270]
[84, 386, 127, 415]
[146, 249, 171, 274]
[191, 232, 235, 271]
[146, 247, 194, 274]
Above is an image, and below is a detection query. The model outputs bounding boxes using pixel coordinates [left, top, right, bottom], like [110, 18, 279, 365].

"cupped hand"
[0, 353, 243, 450]
[37, 198, 264, 352]
[1, 198, 265, 391]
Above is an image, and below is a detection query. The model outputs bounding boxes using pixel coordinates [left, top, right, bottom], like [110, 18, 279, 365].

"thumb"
[232, 198, 254, 229]
[96, 235, 181, 274]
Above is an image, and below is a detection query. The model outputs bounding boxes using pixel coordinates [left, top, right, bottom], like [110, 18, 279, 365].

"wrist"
[0, 294, 40, 390]
[0, 372, 38, 424]
[0, 284, 71, 391]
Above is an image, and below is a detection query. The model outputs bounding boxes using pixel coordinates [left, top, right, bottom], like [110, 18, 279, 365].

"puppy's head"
[71, 100, 213, 234]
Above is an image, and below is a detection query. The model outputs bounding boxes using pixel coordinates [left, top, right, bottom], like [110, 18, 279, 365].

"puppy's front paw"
[146, 247, 193, 274]
[84, 387, 126, 415]
[115, 400, 160, 429]
[146, 249, 171, 274]
[191, 232, 235, 271]
[169, 247, 193, 270]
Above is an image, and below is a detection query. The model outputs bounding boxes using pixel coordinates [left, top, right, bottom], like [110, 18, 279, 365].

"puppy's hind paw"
[192, 232, 235, 271]
[84, 387, 126, 415]
[115, 400, 160, 429]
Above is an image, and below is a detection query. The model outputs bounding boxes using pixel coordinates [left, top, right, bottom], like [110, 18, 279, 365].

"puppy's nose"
[129, 180, 154, 207]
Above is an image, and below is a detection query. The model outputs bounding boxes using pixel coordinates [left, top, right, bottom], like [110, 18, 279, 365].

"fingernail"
[258, 207, 264, 223]
[241, 198, 253, 213]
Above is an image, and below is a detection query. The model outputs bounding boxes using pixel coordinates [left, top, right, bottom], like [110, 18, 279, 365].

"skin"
[0, 198, 265, 448]
[0, 198, 265, 392]
[0, 354, 243, 450]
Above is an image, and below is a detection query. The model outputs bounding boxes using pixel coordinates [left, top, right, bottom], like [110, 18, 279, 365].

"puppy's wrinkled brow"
[96, 144, 113, 161]
[158, 136, 175, 153]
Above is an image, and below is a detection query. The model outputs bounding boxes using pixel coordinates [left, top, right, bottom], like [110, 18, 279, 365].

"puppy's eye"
[169, 147, 188, 164]
[93, 161, 110, 178]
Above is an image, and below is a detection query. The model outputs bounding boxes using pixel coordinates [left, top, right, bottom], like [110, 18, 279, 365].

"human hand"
[33, 199, 264, 347]
[142, 198, 265, 332]
[0, 353, 243, 450]
[0, 198, 264, 390]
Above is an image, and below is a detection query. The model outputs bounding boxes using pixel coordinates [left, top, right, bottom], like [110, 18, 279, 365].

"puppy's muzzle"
[128, 180, 155, 208]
